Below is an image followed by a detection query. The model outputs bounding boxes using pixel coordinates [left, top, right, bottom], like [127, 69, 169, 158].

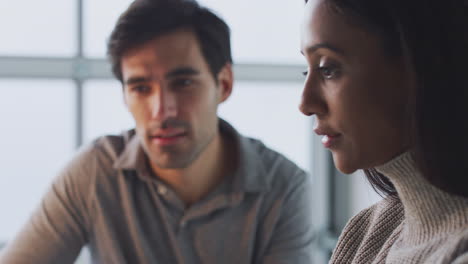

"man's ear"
[216, 63, 234, 103]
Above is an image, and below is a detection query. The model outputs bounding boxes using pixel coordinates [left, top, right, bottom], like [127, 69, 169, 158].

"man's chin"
[151, 159, 191, 170]
[147, 151, 193, 170]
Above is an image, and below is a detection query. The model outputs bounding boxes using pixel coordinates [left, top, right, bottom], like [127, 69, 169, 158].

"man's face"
[121, 29, 232, 169]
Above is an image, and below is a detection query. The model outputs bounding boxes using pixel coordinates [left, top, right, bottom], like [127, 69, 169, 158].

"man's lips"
[149, 128, 187, 145]
[150, 127, 185, 137]
[151, 132, 186, 138]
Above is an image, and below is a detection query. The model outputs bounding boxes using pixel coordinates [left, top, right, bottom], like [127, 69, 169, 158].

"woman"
[299, 0, 468, 262]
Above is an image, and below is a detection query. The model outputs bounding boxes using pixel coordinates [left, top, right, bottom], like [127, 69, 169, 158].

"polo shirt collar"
[113, 131, 146, 171]
[220, 119, 270, 193]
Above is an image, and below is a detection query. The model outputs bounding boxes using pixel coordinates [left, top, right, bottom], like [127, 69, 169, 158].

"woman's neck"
[375, 152, 468, 244]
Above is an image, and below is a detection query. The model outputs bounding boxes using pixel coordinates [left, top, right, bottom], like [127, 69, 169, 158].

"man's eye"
[172, 79, 193, 88]
[132, 85, 150, 93]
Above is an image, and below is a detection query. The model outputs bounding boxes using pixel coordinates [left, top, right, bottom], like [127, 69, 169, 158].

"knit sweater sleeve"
[452, 253, 468, 264]
[443, 228, 468, 264]
[330, 197, 404, 264]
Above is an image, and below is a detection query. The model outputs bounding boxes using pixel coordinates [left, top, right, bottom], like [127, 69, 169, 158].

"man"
[0, 0, 314, 263]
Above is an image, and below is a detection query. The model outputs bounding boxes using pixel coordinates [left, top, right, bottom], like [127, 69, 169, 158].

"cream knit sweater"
[330, 152, 468, 263]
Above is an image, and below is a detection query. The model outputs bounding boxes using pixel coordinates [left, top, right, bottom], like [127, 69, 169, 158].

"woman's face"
[300, 0, 412, 174]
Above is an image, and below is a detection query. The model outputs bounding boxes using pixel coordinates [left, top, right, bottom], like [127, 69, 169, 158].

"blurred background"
[0, 0, 381, 263]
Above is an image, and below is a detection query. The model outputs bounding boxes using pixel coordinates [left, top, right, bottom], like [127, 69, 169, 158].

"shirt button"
[158, 185, 167, 195]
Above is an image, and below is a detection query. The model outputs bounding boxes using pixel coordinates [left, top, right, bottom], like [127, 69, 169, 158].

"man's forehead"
[120, 31, 210, 82]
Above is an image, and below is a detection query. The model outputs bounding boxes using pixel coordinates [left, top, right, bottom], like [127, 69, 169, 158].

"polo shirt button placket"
[158, 185, 167, 196]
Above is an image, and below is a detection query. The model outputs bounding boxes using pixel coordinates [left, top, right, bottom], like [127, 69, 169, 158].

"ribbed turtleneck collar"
[375, 151, 468, 245]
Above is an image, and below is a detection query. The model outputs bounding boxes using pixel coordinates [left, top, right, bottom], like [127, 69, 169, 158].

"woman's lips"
[314, 127, 341, 148]
[320, 134, 341, 148]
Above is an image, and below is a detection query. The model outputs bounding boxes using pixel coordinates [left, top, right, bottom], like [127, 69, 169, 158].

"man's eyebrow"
[165, 67, 200, 79]
[124, 67, 200, 85]
[125, 76, 151, 85]
[302, 42, 345, 56]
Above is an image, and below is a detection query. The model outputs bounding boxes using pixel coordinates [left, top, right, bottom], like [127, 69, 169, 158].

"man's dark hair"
[107, 0, 232, 83]
[305, 0, 468, 198]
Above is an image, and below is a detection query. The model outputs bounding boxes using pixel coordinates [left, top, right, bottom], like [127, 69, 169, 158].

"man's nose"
[150, 89, 177, 120]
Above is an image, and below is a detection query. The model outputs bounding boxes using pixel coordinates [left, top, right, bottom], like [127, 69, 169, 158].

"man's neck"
[150, 132, 235, 207]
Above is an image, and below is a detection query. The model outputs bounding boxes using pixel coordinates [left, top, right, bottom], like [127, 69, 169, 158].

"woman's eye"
[317, 65, 340, 80]
[302, 65, 340, 80]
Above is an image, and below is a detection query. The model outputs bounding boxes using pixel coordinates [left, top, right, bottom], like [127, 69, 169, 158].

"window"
[198, 0, 304, 64]
[0, 0, 76, 56]
[0, 80, 75, 242]
[83, 80, 133, 143]
[219, 81, 310, 170]
[83, 0, 133, 57]
[83, 0, 304, 64]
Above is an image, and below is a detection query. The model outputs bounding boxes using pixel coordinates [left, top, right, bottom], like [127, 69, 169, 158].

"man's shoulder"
[82, 129, 136, 161]
[62, 129, 136, 178]
[92, 129, 135, 153]
[221, 119, 305, 177]
[240, 135, 309, 189]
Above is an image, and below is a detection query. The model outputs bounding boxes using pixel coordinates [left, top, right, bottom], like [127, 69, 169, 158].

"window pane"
[0, 0, 76, 56]
[84, 0, 304, 64]
[350, 171, 383, 216]
[0, 80, 75, 242]
[198, 0, 304, 64]
[83, 0, 134, 58]
[83, 80, 134, 143]
[219, 82, 311, 171]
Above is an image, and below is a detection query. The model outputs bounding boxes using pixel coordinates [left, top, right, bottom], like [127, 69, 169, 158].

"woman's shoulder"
[346, 197, 403, 233]
[330, 197, 405, 263]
